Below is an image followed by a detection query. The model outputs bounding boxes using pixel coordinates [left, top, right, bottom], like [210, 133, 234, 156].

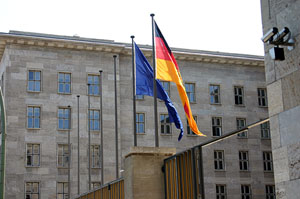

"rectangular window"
[136, 113, 145, 134]
[161, 81, 170, 96]
[136, 95, 144, 100]
[58, 73, 71, 94]
[263, 152, 273, 172]
[25, 182, 39, 199]
[27, 106, 40, 129]
[88, 75, 100, 96]
[187, 116, 197, 135]
[216, 184, 227, 199]
[92, 182, 101, 189]
[57, 182, 68, 199]
[89, 110, 100, 131]
[91, 145, 101, 168]
[28, 70, 41, 92]
[258, 88, 268, 107]
[57, 144, 69, 168]
[185, 83, 196, 103]
[234, 86, 244, 105]
[241, 185, 252, 199]
[26, 144, 40, 167]
[58, 108, 71, 130]
[237, 118, 247, 138]
[160, 114, 171, 134]
[210, 85, 220, 104]
[261, 121, 270, 139]
[214, 150, 225, 170]
[212, 117, 222, 136]
[265, 185, 276, 199]
[239, 151, 249, 171]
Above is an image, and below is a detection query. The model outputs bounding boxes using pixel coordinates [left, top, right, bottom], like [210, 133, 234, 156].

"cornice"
[0, 31, 264, 67]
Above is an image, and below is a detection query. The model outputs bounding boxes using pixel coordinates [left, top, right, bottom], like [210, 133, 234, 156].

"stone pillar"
[124, 147, 176, 199]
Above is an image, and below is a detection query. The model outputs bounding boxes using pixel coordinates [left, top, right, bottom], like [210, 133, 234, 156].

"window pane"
[29, 71, 34, 80]
[35, 81, 40, 91]
[35, 72, 40, 80]
[28, 81, 34, 91]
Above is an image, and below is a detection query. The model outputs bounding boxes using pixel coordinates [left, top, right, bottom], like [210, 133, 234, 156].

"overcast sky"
[0, 0, 264, 55]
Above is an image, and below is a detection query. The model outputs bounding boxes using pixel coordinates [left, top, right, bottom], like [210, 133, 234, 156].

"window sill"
[237, 136, 248, 139]
[261, 138, 271, 140]
[137, 133, 146, 135]
[25, 166, 40, 168]
[58, 92, 72, 95]
[88, 94, 100, 97]
[27, 90, 41, 93]
[239, 170, 250, 172]
[189, 101, 197, 104]
[264, 170, 273, 173]
[160, 133, 172, 136]
[186, 134, 198, 137]
[57, 129, 71, 131]
[92, 167, 102, 169]
[212, 135, 222, 138]
[210, 103, 222, 106]
[57, 167, 69, 169]
[214, 169, 226, 172]
[27, 128, 41, 130]
[259, 106, 268, 108]
[235, 104, 245, 107]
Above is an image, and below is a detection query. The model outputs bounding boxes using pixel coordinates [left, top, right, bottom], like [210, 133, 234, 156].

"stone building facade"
[0, 31, 274, 199]
[261, 0, 300, 198]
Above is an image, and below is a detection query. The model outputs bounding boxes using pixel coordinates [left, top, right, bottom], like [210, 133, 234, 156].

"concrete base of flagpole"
[124, 146, 176, 199]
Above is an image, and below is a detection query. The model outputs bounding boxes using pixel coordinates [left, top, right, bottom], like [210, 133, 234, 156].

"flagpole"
[76, 95, 80, 195]
[67, 105, 71, 198]
[87, 84, 91, 190]
[113, 55, 119, 179]
[99, 70, 104, 185]
[151, 13, 159, 147]
[131, 35, 137, 147]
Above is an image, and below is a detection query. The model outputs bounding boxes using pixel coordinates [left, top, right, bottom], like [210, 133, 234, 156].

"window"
[258, 88, 268, 107]
[27, 106, 40, 129]
[136, 113, 145, 134]
[92, 182, 101, 189]
[261, 121, 270, 139]
[214, 150, 225, 170]
[185, 83, 195, 103]
[212, 117, 222, 136]
[263, 152, 273, 172]
[89, 110, 100, 131]
[160, 114, 171, 134]
[234, 86, 244, 105]
[161, 81, 170, 96]
[88, 75, 100, 96]
[91, 145, 101, 168]
[26, 144, 40, 167]
[216, 185, 227, 199]
[57, 144, 69, 168]
[241, 185, 252, 199]
[265, 185, 276, 199]
[58, 108, 71, 130]
[210, 85, 220, 104]
[58, 73, 71, 94]
[57, 182, 68, 199]
[28, 70, 41, 92]
[187, 116, 197, 135]
[25, 182, 39, 199]
[237, 118, 247, 138]
[136, 95, 144, 100]
[239, 151, 249, 171]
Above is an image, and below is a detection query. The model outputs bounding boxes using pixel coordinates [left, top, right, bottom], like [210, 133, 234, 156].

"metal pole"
[150, 13, 159, 147]
[99, 70, 104, 185]
[113, 55, 119, 179]
[131, 36, 137, 147]
[77, 95, 80, 195]
[0, 88, 6, 199]
[88, 84, 91, 190]
[67, 105, 71, 198]
[198, 146, 205, 199]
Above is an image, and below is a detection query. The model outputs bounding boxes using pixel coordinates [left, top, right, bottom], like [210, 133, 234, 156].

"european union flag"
[134, 42, 184, 141]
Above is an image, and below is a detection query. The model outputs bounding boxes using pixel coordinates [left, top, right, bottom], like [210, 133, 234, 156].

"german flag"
[154, 21, 205, 137]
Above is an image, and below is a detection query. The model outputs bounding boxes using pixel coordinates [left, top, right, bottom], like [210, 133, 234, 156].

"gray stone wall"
[261, 0, 300, 198]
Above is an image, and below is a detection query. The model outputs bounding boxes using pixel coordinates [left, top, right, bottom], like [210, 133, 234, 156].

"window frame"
[27, 70, 42, 92]
[263, 151, 273, 172]
[234, 86, 244, 106]
[57, 144, 70, 168]
[135, 94, 144, 100]
[239, 151, 249, 171]
[136, 112, 145, 134]
[265, 185, 276, 199]
[185, 82, 196, 103]
[27, 105, 41, 129]
[87, 74, 100, 96]
[261, 121, 271, 139]
[58, 107, 71, 130]
[236, 118, 247, 138]
[91, 144, 101, 168]
[88, 109, 100, 131]
[187, 115, 197, 136]
[214, 150, 225, 171]
[161, 81, 171, 97]
[25, 182, 40, 199]
[212, 117, 222, 137]
[216, 184, 227, 199]
[160, 113, 172, 135]
[209, 84, 221, 104]
[241, 184, 252, 199]
[26, 143, 41, 167]
[257, 88, 268, 107]
[57, 182, 69, 199]
[58, 72, 72, 94]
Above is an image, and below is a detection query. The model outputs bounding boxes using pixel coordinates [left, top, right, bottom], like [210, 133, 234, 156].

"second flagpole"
[131, 36, 137, 147]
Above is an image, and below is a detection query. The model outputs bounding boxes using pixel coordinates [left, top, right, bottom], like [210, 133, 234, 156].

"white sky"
[0, 0, 264, 55]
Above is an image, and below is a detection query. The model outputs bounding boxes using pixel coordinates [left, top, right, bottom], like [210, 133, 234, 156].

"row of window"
[26, 181, 101, 199]
[138, 82, 268, 107]
[215, 184, 275, 199]
[28, 70, 100, 95]
[214, 150, 273, 172]
[26, 144, 101, 168]
[27, 70, 268, 108]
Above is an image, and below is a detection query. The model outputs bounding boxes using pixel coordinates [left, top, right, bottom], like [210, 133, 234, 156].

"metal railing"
[74, 178, 124, 199]
[164, 118, 270, 199]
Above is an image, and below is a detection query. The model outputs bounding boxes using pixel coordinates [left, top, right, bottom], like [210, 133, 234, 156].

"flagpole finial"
[77, 95, 80, 98]
[99, 70, 103, 73]
[113, 55, 117, 58]
[131, 35, 135, 39]
[150, 13, 155, 17]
